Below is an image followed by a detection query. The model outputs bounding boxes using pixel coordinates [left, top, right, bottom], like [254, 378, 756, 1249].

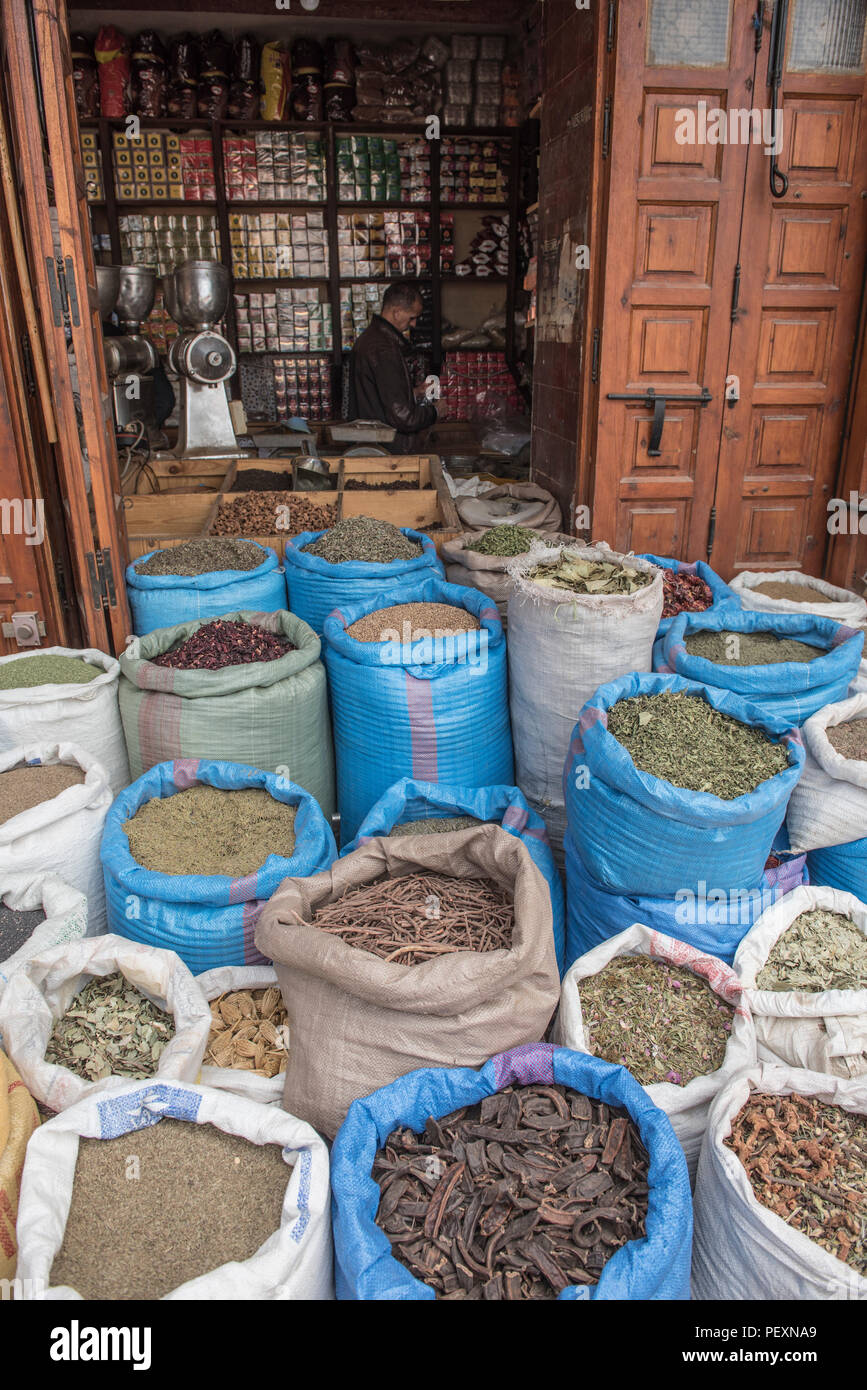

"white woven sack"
[733, 884, 867, 1079]
[196, 965, 286, 1105]
[852, 658, 867, 696]
[506, 542, 662, 835]
[786, 695, 867, 852]
[15, 1077, 333, 1299]
[554, 924, 755, 1183]
[0, 872, 87, 999]
[0, 743, 112, 933]
[693, 1062, 867, 1300]
[0, 933, 212, 1111]
[730, 570, 867, 626]
[0, 648, 130, 795]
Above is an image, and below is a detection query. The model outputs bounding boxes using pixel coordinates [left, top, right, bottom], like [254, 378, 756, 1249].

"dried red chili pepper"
[660, 570, 714, 620]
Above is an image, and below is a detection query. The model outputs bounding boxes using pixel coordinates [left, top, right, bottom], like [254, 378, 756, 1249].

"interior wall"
[530, 0, 598, 527]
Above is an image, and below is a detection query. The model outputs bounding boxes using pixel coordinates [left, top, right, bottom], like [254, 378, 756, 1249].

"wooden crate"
[122, 457, 228, 497]
[202, 460, 342, 559]
[332, 454, 460, 539]
[123, 492, 216, 562]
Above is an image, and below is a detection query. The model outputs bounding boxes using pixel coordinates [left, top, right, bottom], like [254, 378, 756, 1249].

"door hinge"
[606, 1, 616, 52]
[753, 1, 765, 52]
[20, 332, 37, 396]
[602, 97, 612, 159]
[591, 327, 600, 383]
[85, 548, 118, 610]
[45, 256, 81, 329]
[53, 556, 73, 612]
[707, 506, 717, 561]
[731, 262, 741, 320]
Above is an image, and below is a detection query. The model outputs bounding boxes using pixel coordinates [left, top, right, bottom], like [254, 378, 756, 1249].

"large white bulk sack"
[0, 744, 112, 933]
[0, 648, 129, 795]
[0, 872, 87, 1000]
[693, 1062, 867, 1300]
[787, 695, 867, 852]
[0, 933, 212, 1110]
[730, 570, 867, 626]
[555, 924, 755, 1182]
[196, 965, 285, 1105]
[15, 1077, 333, 1299]
[733, 884, 867, 1079]
[506, 542, 662, 849]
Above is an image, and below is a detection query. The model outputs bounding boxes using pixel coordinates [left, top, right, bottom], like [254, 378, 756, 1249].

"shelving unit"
[82, 115, 523, 423]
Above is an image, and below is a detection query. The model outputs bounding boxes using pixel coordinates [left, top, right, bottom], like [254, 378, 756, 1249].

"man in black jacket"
[348, 282, 437, 453]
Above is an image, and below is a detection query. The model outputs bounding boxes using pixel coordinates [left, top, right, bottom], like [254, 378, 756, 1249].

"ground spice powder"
[0, 904, 45, 957]
[123, 785, 297, 877]
[0, 655, 99, 689]
[0, 764, 86, 825]
[391, 816, 479, 837]
[50, 1119, 291, 1299]
[685, 628, 824, 666]
[827, 717, 867, 762]
[348, 602, 480, 644]
[751, 581, 834, 604]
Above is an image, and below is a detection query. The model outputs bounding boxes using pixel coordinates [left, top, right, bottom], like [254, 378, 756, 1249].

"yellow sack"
[0, 1048, 39, 1280]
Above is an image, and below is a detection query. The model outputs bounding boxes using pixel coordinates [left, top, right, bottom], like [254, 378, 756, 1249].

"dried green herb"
[0, 655, 100, 689]
[123, 785, 297, 878]
[465, 525, 547, 557]
[45, 971, 175, 1082]
[526, 555, 651, 596]
[135, 539, 267, 576]
[684, 628, 824, 666]
[390, 815, 479, 837]
[607, 690, 789, 798]
[756, 908, 867, 992]
[303, 515, 422, 564]
[579, 955, 733, 1087]
[827, 717, 867, 762]
[727, 1092, 867, 1276]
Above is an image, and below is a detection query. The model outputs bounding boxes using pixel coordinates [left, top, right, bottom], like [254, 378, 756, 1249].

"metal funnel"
[115, 265, 156, 331]
[171, 260, 229, 330]
[95, 265, 120, 320]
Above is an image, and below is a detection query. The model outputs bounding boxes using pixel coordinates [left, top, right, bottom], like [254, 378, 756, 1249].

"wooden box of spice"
[332, 454, 461, 552]
[201, 458, 344, 560]
[123, 492, 217, 564]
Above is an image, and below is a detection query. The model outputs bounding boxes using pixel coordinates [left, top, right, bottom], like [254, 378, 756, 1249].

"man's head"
[381, 282, 424, 334]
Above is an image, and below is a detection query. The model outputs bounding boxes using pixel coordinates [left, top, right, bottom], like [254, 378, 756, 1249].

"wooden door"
[592, 0, 760, 558]
[1, 0, 131, 652]
[713, 0, 867, 578]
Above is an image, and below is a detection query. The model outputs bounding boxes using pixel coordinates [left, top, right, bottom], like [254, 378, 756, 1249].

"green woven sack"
[118, 609, 335, 820]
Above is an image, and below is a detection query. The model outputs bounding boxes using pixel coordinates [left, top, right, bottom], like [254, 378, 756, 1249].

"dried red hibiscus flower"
[151, 619, 294, 671]
[660, 570, 714, 619]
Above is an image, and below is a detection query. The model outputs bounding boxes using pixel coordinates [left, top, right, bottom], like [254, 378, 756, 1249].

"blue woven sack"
[331, 1042, 692, 1300]
[564, 830, 808, 970]
[808, 835, 867, 901]
[101, 758, 337, 974]
[284, 527, 443, 638]
[640, 554, 740, 637]
[324, 576, 514, 844]
[341, 776, 566, 974]
[563, 672, 805, 898]
[656, 609, 864, 725]
[126, 543, 286, 637]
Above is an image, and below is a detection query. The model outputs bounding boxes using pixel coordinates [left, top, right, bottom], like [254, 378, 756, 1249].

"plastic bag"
[0, 646, 130, 796]
[341, 776, 565, 974]
[0, 933, 212, 1112]
[15, 1078, 333, 1300]
[733, 883, 867, 1079]
[730, 569, 867, 626]
[125, 542, 286, 637]
[0, 743, 112, 934]
[71, 34, 99, 118]
[692, 1062, 867, 1300]
[564, 672, 805, 898]
[101, 758, 337, 975]
[658, 608, 864, 726]
[132, 30, 166, 117]
[260, 40, 291, 121]
[807, 836, 867, 912]
[196, 965, 285, 1104]
[563, 829, 808, 970]
[95, 25, 131, 117]
[284, 526, 442, 639]
[331, 1042, 692, 1300]
[197, 29, 230, 119]
[639, 553, 739, 637]
[555, 926, 756, 1182]
[167, 33, 197, 118]
[323, 577, 513, 844]
[228, 34, 259, 119]
[0, 872, 88, 1000]
[786, 694, 867, 852]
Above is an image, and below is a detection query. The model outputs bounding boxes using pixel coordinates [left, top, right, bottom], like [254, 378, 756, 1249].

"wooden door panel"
[747, 407, 822, 469]
[737, 500, 806, 564]
[628, 308, 707, 384]
[641, 93, 727, 178]
[634, 204, 716, 285]
[756, 310, 834, 384]
[629, 406, 698, 473]
[618, 502, 690, 556]
[782, 98, 858, 182]
[766, 206, 847, 287]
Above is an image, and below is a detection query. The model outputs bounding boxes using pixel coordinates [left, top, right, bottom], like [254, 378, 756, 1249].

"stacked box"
[438, 350, 522, 421]
[118, 213, 221, 276]
[339, 283, 382, 347]
[229, 211, 328, 280]
[234, 288, 332, 354]
[440, 138, 509, 205]
[335, 135, 430, 204]
[337, 211, 454, 277]
[112, 131, 215, 203]
[80, 131, 104, 202]
[272, 355, 332, 421]
[443, 33, 514, 128]
[222, 133, 325, 202]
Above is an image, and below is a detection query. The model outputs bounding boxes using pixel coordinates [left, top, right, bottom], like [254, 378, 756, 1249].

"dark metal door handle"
[606, 388, 712, 456]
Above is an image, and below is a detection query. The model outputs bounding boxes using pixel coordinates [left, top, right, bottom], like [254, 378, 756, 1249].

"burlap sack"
[455, 484, 562, 534]
[255, 824, 560, 1137]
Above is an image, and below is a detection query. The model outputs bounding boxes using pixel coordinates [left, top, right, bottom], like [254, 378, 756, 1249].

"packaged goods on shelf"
[271, 355, 332, 422]
[337, 210, 454, 278]
[335, 135, 430, 204]
[440, 138, 509, 204]
[229, 210, 328, 281]
[79, 131, 104, 202]
[222, 132, 325, 203]
[438, 351, 521, 421]
[452, 213, 509, 278]
[140, 293, 179, 351]
[112, 129, 215, 204]
[234, 288, 332, 354]
[119, 213, 220, 276]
